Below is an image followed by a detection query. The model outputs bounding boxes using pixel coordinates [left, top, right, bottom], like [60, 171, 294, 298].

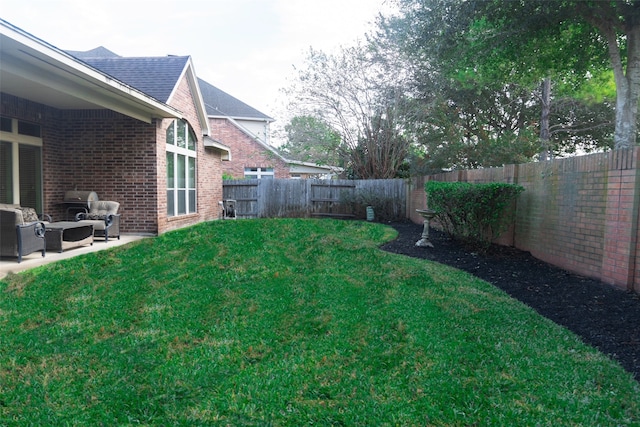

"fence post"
[601, 148, 640, 291]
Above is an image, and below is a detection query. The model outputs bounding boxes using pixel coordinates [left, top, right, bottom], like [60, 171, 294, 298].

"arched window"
[166, 120, 197, 216]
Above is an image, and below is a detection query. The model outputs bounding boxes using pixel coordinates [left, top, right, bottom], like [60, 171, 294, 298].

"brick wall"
[50, 109, 159, 233]
[408, 149, 640, 292]
[210, 117, 290, 179]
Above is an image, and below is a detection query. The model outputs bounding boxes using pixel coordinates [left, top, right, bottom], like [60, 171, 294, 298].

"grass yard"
[1, 218, 639, 426]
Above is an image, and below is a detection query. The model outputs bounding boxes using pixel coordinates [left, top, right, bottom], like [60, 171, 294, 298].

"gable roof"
[67, 46, 273, 123]
[198, 78, 273, 122]
[74, 55, 191, 104]
[68, 48, 212, 137]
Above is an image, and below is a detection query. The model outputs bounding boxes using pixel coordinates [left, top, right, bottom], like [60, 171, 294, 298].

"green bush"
[426, 181, 524, 250]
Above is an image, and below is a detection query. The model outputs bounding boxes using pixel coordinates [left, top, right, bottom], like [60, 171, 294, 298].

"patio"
[0, 234, 148, 280]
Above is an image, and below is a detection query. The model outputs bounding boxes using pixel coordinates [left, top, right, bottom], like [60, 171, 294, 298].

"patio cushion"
[76, 200, 121, 242]
[88, 201, 119, 219]
[17, 207, 39, 223]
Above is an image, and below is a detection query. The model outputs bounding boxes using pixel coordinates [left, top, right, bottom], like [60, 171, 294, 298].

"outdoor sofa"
[0, 203, 50, 263]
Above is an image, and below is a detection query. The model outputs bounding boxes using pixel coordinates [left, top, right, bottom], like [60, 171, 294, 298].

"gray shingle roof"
[198, 78, 273, 121]
[83, 56, 189, 103]
[66, 47, 272, 120]
[67, 47, 189, 103]
[67, 46, 121, 59]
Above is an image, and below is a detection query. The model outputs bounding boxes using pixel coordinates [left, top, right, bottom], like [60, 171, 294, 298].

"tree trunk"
[602, 23, 640, 149]
[538, 77, 551, 161]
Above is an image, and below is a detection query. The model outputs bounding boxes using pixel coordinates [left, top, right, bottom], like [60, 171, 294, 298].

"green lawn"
[1, 218, 638, 426]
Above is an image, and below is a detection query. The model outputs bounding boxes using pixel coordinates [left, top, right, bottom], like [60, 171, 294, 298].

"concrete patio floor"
[0, 234, 149, 280]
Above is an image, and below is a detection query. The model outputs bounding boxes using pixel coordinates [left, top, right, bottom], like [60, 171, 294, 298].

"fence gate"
[309, 181, 356, 218]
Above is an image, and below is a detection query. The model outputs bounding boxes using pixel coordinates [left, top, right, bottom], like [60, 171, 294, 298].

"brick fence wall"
[408, 149, 640, 293]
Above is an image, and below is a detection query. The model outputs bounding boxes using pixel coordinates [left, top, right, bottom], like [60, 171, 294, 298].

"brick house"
[70, 48, 340, 182]
[0, 19, 230, 236]
[198, 79, 340, 180]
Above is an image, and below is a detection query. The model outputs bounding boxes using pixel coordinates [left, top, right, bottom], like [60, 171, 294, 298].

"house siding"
[211, 117, 290, 179]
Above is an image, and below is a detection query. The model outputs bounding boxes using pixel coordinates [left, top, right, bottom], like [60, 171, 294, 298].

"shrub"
[426, 181, 524, 250]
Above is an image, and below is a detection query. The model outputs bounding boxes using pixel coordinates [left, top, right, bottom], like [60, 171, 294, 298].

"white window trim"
[244, 167, 274, 180]
[166, 120, 197, 217]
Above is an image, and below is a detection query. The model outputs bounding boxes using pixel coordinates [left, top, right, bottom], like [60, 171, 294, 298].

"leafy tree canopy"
[280, 116, 342, 166]
[384, 0, 640, 149]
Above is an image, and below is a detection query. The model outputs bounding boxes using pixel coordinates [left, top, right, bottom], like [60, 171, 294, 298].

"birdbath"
[415, 209, 436, 248]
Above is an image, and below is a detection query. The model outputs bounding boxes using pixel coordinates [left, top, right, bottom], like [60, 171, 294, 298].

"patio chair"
[223, 199, 237, 219]
[0, 204, 47, 263]
[75, 200, 121, 242]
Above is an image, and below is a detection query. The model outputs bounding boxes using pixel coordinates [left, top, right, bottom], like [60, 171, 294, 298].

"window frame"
[244, 167, 274, 180]
[0, 117, 43, 211]
[166, 120, 197, 217]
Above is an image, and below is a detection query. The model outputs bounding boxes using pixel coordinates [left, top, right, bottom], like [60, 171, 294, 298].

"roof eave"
[0, 19, 181, 123]
[209, 113, 274, 123]
[167, 57, 211, 134]
[204, 136, 231, 161]
[288, 161, 343, 174]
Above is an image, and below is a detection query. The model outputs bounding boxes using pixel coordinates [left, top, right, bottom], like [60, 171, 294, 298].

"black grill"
[60, 191, 99, 219]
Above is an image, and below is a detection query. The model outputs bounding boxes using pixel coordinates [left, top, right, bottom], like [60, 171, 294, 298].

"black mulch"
[380, 221, 640, 381]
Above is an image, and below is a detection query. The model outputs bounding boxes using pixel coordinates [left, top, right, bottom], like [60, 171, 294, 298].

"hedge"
[425, 181, 524, 250]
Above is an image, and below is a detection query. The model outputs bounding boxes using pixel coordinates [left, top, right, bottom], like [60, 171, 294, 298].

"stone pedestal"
[415, 209, 436, 248]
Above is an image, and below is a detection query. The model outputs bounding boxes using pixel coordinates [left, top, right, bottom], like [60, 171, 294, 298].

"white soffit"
[204, 136, 231, 161]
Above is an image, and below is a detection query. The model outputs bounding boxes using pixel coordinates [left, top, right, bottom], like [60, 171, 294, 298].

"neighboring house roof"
[67, 46, 120, 59]
[197, 77, 339, 176]
[198, 78, 273, 122]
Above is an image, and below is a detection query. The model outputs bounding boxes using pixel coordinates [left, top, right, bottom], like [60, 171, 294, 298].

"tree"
[385, 0, 639, 149]
[283, 42, 413, 179]
[406, 82, 543, 170]
[279, 116, 343, 166]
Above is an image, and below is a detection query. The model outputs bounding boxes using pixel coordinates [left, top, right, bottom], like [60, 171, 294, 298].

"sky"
[1, 0, 393, 121]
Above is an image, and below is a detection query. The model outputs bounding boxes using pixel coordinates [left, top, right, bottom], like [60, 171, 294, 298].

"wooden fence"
[222, 179, 407, 221]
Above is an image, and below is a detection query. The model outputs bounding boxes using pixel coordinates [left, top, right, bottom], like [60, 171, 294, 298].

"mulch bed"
[380, 221, 640, 381]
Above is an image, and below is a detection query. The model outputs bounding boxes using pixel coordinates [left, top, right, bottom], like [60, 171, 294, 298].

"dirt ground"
[380, 221, 640, 381]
